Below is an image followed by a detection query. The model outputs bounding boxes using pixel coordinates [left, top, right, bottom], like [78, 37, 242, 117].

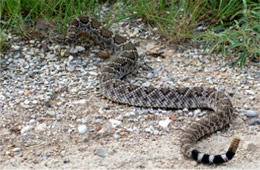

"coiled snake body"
[67, 16, 240, 164]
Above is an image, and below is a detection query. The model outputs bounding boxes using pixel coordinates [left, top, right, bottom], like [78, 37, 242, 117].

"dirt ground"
[0, 27, 260, 169]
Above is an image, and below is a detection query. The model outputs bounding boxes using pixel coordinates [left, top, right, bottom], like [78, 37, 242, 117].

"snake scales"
[63, 16, 240, 164]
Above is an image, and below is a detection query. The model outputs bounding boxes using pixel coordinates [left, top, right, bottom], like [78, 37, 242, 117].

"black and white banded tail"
[66, 16, 240, 165]
[191, 137, 240, 164]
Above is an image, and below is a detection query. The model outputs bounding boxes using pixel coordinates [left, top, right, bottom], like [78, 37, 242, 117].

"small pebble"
[145, 125, 155, 134]
[73, 99, 87, 105]
[248, 119, 260, 126]
[147, 72, 154, 79]
[245, 90, 255, 95]
[12, 148, 21, 152]
[21, 125, 33, 134]
[183, 108, 189, 112]
[193, 109, 201, 116]
[109, 119, 121, 128]
[12, 45, 21, 50]
[75, 46, 85, 52]
[113, 133, 120, 139]
[82, 117, 89, 124]
[78, 125, 88, 134]
[63, 158, 70, 164]
[46, 110, 56, 117]
[96, 148, 106, 158]
[68, 55, 74, 61]
[95, 118, 103, 124]
[245, 110, 258, 117]
[35, 123, 47, 133]
[142, 82, 151, 87]
[35, 151, 41, 156]
[158, 118, 172, 130]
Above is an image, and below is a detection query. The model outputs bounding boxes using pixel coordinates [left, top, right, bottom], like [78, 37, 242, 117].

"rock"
[147, 72, 154, 79]
[248, 119, 260, 126]
[153, 129, 159, 135]
[82, 117, 89, 124]
[245, 90, 255, 95]
[113, 133, 120, 139]
[24, 90, 30, 96]
[109, 119, 121, 128]
[145, 125, 155, 134]
[35, 123, 47, 133]
[193, 109, 201, 116]
[67, 66, 75, 72]
[183, 108, 189, 112]
[96, 148, 106, 158]
[72, 99, 87, 105]
[75, 46, 85, 52]
[21, 125, 33, 134]
[158, 118, 172, 130]
[70, 88, 78, 93]
[175, 110, 183, 116]
[142, 82, 151, 87]
[12, 148, 21, 152]
[35, 151, 41, 156]
[12, 45, 21, 50]
[245, 110, 258, 117]
[170, 114, 177, 121]
[63, 158, 70, 164]
[46, 110, 56, 117]
[98, 121, 113, 135]
[95, 118, 103, 124]
[78, 125, 88, 134]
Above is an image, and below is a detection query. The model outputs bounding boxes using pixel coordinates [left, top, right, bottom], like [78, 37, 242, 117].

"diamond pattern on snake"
[65, 16, 240, 164]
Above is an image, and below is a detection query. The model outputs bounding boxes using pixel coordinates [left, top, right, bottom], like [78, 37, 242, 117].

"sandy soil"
[0, 27, 259, 169]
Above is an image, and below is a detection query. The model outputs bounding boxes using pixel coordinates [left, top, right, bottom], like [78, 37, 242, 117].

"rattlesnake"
[61, 16, 240, 164]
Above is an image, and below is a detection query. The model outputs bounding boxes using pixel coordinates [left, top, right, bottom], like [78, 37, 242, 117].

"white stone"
[73, 99, 87, 105]
[21, 125, 33, 134]
[46, 110, 56, 116]
[12, 45, 21, 50]
[113, 133, 120, 139]
[159, 118, 172, 130]
[193, 109, 201, 116]
[24, 99, 30, 105]
[145, 125, 155, 134]
[70, 88, 78, 93]
[75, 46, 85, 52]
[68, 55, 74, 61]
[245, 110, 258, 117]
[109, 119, 121, 128]
[78, 125, 88, 134]
[12, 148, 21, 152]
[245, 90, 255, 95]
[35, 123, 47, 133]
[183, 108, 189, 112]
[142, 82, 151, 87]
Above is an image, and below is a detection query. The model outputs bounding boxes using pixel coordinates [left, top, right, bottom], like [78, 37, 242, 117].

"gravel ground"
[0, 16, 260, 169]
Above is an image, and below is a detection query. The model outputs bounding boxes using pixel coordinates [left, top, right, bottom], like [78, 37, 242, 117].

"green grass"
[0, 33, 9, 53]
[0, 0, 259, 66]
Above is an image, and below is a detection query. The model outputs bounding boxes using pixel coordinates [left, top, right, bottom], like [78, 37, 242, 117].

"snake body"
[67, 16, 240, 164]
